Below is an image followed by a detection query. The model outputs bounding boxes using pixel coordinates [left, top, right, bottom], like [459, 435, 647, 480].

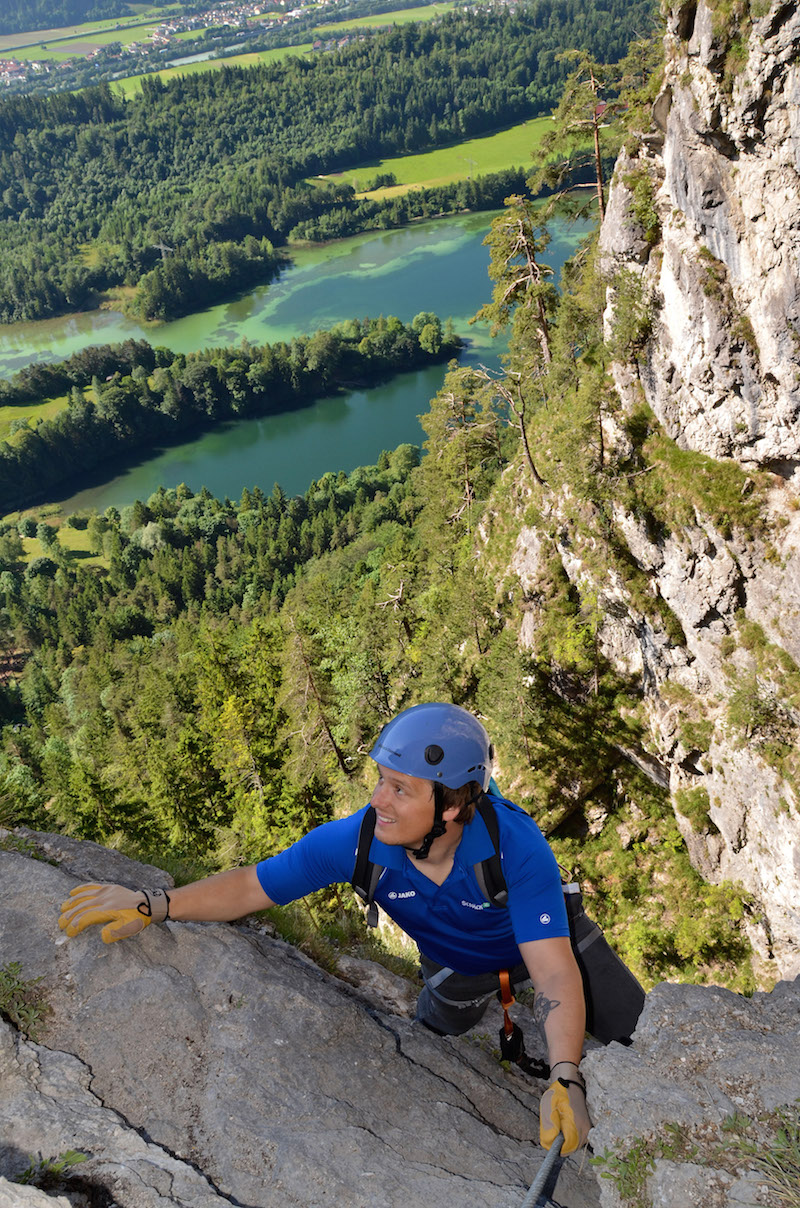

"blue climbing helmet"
[369, 702, 493, 791]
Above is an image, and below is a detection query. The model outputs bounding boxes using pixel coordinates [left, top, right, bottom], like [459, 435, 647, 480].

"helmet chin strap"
[407, 782, 448, 860]
[406, 784, 486, 860]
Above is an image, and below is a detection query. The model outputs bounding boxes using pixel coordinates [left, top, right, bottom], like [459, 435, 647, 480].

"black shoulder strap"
[473, 795, 509, 908]
[351, 806, 384, 929]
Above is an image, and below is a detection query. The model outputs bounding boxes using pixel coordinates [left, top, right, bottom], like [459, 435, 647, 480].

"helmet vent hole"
[424, 744, 444, 766]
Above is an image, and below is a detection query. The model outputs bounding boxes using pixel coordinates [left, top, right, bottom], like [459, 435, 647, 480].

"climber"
[59, 702, 592, 1154]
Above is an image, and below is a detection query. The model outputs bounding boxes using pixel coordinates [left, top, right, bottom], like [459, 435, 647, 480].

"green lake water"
[0, 211, 586, 509]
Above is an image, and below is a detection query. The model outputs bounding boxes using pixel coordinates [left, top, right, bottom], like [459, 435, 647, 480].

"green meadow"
[312, 2, 456, 33]
[14, 526, 106, 568]
[5, 44, 78, 61]
[0, 5, 181, 54]
[2, 2, 453, 75]
[317, 117, 551, 195]
[2, 23, 164, 60]
[74, 25, 162, 46]
[172, 29, 213, 43]
[0, 397, 69, 443]
[113, 43, 316, 95]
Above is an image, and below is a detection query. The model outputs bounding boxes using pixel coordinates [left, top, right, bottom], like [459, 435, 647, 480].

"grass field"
[312, 2, 455, 34]
[2, 2, 452, 72]
[0, 6, 181, 54]
[112, 42, 316, 94]
[172, 28, 212, 43]
[75, 24, 162, 46]
[0, 398, 67, 443]
[16, 526, 106, 568]
[3, 25, 163, 61]
[110, 4, 455, 93]
[5, 44, 79, 61]
[316, 117, 550, 196]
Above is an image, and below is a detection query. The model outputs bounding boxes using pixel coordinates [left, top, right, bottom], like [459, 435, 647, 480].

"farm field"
[317, 117, 551, 195]
[0, 6, 286, 61]
[112, 42, 316, 94]
[6, 43, 80, 61]
[0, 4, 181, 53]
[1, 2, 452, 76]
[312, 2, 456, 33]
[4, 29, 159, 60]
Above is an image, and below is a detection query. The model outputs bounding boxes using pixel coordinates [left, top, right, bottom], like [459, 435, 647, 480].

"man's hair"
[440, 780, 483, 825]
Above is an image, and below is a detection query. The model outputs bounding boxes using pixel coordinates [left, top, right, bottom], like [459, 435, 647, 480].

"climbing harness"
[521, 1133, 564, 1208]
[352, 792, 646, 1046]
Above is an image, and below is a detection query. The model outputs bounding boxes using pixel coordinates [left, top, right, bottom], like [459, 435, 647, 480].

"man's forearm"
[169, 865, 275, 922]
[533, 965, 586, 1070]
[520, 939, 592, 1152]
[519, 937, 586, 1069]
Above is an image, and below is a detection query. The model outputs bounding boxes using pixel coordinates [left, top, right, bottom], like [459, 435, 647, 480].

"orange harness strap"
[497, 968, 550, 1080]
[498, 968, 516, 1041]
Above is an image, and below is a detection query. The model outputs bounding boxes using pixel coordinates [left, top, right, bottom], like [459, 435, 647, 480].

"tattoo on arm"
[533, 991, 561, 1039]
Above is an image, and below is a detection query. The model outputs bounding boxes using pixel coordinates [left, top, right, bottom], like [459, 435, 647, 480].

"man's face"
[370, 763, 437, 848]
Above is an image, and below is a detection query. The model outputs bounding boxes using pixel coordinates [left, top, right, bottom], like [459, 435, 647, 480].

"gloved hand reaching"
[59, 883, 171, 944]
[539, 1073, 592, 1154]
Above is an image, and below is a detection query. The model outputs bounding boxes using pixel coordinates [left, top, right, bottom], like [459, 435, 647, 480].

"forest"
[0, 0, 656, 322]
[0, 312, 458, 512]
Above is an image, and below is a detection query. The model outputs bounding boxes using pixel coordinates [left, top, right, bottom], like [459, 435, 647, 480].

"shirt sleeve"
[501, 813, 570, 943]
[256, 808, 366, 905]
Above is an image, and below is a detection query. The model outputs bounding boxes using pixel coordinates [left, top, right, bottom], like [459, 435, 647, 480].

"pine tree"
[530, 52, 623, 224]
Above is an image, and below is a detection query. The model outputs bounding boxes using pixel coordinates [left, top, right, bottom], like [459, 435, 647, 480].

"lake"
[1, 211, 587, 510]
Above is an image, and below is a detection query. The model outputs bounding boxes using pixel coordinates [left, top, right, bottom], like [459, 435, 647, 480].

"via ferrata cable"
[521, 1133, 564, 1208]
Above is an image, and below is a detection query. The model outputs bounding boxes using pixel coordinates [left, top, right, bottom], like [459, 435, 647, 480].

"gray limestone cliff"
[513, 0, 800, 983]
[1, 835, 798, 1208]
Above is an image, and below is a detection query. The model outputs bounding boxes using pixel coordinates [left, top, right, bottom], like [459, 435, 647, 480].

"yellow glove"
[539, 1076, 591, 1155]
[59, 883, 171, 944]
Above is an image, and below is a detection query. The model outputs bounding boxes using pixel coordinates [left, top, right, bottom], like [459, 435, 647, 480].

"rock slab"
[0, 838, 596, 1208]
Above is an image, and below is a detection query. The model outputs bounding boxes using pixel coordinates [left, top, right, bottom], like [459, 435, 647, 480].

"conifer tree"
[473, 194, 557, 360]
[529, 51, 623, 224]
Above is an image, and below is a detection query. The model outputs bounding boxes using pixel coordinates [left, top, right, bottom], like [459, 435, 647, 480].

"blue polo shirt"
[257, 794, 568, 975]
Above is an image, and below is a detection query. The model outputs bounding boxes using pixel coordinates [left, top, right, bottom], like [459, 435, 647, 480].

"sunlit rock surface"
[0, 837, 597, 1208]
[2, 837, 798, 1208]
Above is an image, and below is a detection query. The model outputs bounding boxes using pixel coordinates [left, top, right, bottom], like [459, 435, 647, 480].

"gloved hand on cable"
[59, 883, 171, 944]
[539, 1064, 592, 1154]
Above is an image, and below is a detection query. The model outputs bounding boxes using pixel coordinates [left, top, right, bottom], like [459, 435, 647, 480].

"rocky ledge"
[1, 834, 798, 1208]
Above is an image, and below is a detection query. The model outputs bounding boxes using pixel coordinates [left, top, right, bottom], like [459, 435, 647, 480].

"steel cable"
[520, 1133, 564, 1208]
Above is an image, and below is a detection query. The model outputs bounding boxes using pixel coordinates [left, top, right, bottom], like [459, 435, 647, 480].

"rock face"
[524, 0, 800, 980]
[585, 976, 800, 1208]
[0, 836, 597, 1208]
[602, 0, 800, 471]
[2, 836, 798, 1208]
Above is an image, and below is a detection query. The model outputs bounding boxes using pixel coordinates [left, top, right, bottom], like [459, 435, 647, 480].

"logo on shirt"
[540, 913, 551, 925]
[388, 890, 416, 900]
[462, 900, 491, 911]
